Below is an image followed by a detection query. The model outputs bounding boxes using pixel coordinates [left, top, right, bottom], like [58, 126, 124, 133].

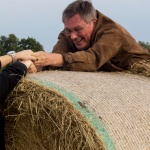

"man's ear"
[93, 18, 98, 24]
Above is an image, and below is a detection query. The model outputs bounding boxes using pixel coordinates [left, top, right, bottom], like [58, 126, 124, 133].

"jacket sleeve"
[53, 29, 123, 71]
[0, 61, 27, 102]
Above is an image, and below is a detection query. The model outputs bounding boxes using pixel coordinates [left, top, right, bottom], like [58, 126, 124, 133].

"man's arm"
[33, 52, 64, 67]
[62, 33, 122, 71]
[33, 29, 123, 71]
[52, 29, 123, 71]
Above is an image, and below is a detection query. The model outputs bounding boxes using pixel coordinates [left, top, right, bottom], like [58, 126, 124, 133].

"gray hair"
[62, 0, 96, 23]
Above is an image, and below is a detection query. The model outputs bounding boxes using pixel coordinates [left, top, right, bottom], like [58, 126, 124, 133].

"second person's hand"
[16, 50, 37, 61]
[21, 60, 38, 73]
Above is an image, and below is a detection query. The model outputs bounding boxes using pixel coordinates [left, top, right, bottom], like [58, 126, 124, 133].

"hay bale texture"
[4, 71, 150, 150]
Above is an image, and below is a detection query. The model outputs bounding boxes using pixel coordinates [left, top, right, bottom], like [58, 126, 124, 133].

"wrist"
[7, 51, 16, 63]
[21, 60, 32, 69]
[52, 53, 64, 67]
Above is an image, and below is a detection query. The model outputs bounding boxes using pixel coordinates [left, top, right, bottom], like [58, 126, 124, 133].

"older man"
[33, 0, 150, 72]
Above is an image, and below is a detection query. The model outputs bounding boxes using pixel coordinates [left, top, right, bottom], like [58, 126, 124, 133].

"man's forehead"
[64, 14, 86, 28]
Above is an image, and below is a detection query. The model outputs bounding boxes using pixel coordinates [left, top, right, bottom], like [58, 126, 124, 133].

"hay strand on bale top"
[128, 60, 150, 77]
[4, 78, 105, 150]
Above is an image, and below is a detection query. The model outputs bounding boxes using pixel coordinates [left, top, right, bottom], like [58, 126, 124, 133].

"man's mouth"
[73, 37, 83, 44]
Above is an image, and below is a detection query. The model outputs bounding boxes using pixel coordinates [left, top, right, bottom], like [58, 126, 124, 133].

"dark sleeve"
[0, 61, 27, 102]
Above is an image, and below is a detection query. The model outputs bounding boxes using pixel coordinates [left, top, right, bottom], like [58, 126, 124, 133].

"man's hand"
[33, 51, 64, 67]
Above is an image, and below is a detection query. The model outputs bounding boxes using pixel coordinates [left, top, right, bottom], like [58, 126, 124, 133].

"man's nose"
[70, 31, 78, 40]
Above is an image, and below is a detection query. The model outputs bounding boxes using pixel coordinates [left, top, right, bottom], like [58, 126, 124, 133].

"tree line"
[0, 34, 150, 56]
[0, 34, 43, 55]
[138, 41, 150, 53]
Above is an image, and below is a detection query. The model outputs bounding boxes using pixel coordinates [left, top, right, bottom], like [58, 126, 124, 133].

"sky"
[0, 0, 150, 52]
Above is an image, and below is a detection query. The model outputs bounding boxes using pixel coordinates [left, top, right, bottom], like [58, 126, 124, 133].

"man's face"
[64, 14, 96, 50]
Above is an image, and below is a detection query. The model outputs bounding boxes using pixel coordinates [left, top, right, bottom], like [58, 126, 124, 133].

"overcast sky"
[0, 0, 150, 52]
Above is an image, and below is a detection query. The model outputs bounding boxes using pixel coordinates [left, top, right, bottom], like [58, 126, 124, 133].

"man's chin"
[75, 44, 88, 50]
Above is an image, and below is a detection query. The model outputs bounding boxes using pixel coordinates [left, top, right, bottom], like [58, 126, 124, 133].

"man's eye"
[74, 27, 82, 32]
[64, 29, 71, 33]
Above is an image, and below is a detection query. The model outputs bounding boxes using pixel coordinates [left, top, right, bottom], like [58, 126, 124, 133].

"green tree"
[0, 34, 44, 55]
[0, 35, 8, 55]
[18, 37, 43, 52]
[138, 41, 150, 53]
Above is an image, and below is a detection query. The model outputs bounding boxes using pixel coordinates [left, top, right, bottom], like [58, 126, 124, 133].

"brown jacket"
[52, 10, 150, 71]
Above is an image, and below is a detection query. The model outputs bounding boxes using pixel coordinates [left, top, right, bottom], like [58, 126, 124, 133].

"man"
[33, 0, 150, 72]
[0, 50, 37, 150]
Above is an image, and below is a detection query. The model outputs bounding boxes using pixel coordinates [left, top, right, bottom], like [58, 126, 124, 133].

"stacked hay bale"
[4, 71, 150, 150]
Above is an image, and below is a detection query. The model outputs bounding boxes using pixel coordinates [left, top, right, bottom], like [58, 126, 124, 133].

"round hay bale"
[4, 71, 150, 150]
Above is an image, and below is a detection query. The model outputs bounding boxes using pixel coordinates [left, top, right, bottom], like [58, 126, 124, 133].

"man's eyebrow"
[67, 25, 83, 29]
